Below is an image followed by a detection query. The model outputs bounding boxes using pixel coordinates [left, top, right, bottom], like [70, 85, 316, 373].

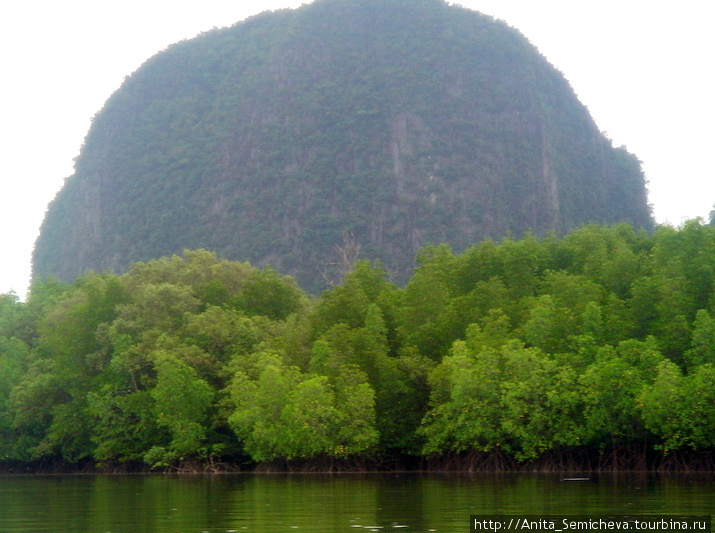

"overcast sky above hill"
[1, 0, 713, 297]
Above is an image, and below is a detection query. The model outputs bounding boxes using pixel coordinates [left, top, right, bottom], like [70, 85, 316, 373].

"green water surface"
[0, 473, 711, 532]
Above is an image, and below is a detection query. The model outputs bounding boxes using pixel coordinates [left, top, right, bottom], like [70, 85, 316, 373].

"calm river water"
[0, 473, 712, 532]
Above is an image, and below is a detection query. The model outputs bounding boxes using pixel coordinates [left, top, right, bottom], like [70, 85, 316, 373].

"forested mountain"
[33, 0, 652, 292]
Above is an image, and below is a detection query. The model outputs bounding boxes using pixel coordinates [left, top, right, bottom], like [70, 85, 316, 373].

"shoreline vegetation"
[2, 222, 715, 474]
[3, 448, 715, 474]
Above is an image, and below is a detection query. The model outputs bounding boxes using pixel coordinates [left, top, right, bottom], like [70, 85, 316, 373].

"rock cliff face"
[34, 0, 652, 292]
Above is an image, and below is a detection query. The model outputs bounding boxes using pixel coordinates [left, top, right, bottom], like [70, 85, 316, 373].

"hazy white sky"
[1, 0, 714, 297]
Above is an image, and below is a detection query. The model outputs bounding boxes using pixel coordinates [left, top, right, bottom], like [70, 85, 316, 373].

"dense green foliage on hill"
[34, 0, 652, 293]
[5, 222, 715, 471]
